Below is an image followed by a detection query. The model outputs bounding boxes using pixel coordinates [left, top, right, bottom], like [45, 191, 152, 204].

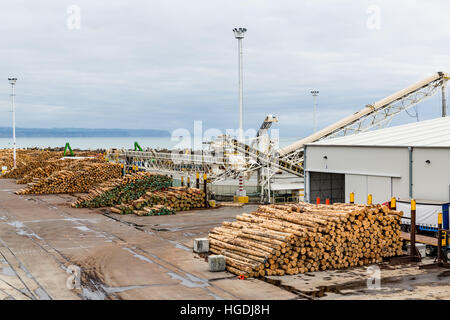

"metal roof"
[310, 117, 450, 147]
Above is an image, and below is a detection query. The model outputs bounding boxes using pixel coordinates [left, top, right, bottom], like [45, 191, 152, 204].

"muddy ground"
[0, 179, 448, 300]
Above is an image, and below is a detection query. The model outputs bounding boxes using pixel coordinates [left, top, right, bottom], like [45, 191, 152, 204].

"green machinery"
[134, 141, 143, 151]
[63, 142, 74, 157]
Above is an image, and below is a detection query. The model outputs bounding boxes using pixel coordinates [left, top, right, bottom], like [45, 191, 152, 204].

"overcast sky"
[0, 0, 449, 139]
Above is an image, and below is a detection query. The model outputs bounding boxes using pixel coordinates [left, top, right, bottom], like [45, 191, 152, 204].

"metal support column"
[411, 199, 418, 257]
[442, 82, 447, 117]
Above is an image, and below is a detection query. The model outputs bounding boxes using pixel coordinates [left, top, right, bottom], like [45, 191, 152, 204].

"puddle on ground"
[82, 286, 106, 300]
[7, 221, 25, 228]
[7, 221, 42, 240]
[1, 266, 15, 276]
[168, 240, 191, 252]
[167, 272, 209, 288]
[34, 288, 51, 300]
[19, 263, 34, 279]
[123, 248, 153, 264]
[74, 226, 91, 232]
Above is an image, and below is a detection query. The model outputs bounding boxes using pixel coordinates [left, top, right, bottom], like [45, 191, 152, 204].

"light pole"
[311, 90, 319, 133]
[232, 27, 248, 202]
[233, 27, 246, 142]
[8, 78, 17, 169]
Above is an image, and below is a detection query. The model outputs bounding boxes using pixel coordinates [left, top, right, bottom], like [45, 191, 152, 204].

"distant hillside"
[0, 127, 170, 138]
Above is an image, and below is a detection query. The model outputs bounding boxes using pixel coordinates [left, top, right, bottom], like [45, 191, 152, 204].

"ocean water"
[0, 137, 177, 150]
[0, 137, 299, 150]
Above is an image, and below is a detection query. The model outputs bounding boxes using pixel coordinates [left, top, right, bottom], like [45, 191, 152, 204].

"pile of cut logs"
[1, 150, 62, 179]
[17, 158, 79, 184]
[15, 162, 122, 195]
[111, 187, 206, 216]
[72, 172, 172, 208]
[208, 202, 403, 278]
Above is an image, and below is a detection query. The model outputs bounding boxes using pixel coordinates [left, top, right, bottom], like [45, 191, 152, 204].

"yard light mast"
[311, 90, 319, 133]
[233, 27, 247, 142]
[8, 77, 17, 169]
[232, 27, 248, 203]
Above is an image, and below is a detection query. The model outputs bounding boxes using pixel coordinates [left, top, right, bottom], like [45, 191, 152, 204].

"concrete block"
[406, 243, 426, 257]
[193, 238, 209, 253]
[208, 255, 226, 272]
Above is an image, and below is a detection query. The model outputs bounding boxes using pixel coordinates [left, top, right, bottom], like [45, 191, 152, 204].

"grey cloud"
[0, 0, 448, 139]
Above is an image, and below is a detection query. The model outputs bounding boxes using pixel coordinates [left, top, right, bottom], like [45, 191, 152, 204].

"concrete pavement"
[0, 179, 296, 300]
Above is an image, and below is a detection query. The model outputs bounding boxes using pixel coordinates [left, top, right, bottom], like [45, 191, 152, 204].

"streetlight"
[311, 90, 319, 133]
[232, 27, 248, 202]
[8, 78, 17, 169]
[233, 27, 247, 142]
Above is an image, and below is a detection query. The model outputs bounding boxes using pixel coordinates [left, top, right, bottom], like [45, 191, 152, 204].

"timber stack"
[112, 187, 206, 216]
[1, 150, 62, 179]
[72, 172, 172, 208]
[17, 158, 78, 184]
[15, 162, 122, 194]
[208, 202, 403, 278]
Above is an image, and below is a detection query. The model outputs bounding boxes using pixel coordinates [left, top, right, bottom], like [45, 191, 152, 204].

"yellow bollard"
[438, 212, 444, 261]
[349, 192, 354, 204]
[367, 194, 372, 205]
[391, 197, 396, 210]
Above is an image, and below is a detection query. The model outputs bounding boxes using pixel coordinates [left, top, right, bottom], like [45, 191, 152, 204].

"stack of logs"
[15, 161, 122, 194]
[208, 202, 403, 278]
[111, 187, 206, 216]
[17, 158, 79, 184]
[72, 172, 172, 208]
[1, 150, 62, 179]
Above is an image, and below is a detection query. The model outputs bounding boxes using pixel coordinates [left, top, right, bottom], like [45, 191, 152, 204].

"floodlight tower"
[232, 27, 248, 203]
[233, 27, 247, 142]
[8, 78, 17, 169]
[311, 90, 319, 133]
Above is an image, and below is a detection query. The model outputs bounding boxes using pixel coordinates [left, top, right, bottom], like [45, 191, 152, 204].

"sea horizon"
[0, 136, 299, 150]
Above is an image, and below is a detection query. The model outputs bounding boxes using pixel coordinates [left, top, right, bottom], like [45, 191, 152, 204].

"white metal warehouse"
[304, 117, 450, 204]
